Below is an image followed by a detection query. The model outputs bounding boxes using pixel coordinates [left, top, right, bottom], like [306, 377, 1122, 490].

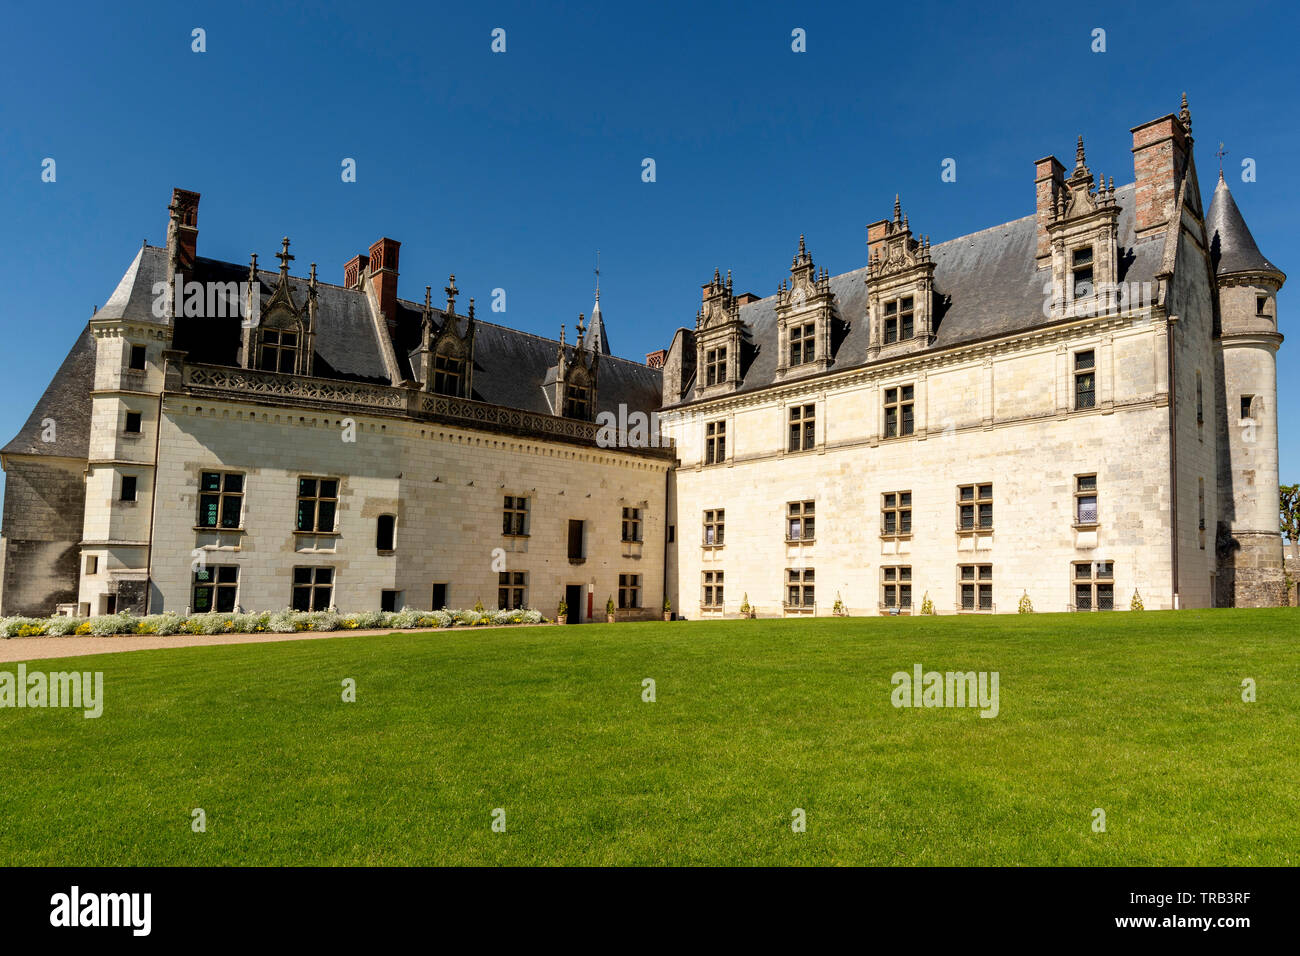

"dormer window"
[705, 347, 727, 386]
[1071, 247, 1094, 299]
[258, 328, 298, 373]
[788, 323, 815, 366]
[564, 380, 592, 420]
[884, 297, 914, 344]
[432, 349, 466, 397]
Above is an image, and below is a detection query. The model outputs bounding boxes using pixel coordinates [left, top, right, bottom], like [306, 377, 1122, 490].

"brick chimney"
[1131, 112, 1191, 240]
[367, 238, 401, 319]
[166, 188, 200, 271]
[343, 253, 369, 290]
[645, 348, 667, 368]
[1033, 156, 1065, 264]
[866, 218, 891, 264]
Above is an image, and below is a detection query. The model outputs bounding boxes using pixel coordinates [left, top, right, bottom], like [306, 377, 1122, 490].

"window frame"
[621, 506, 643, 543]
[497, 571, 527, 610]
[786, 500, 815, 543]
[193, 564, 239, 614]
[376, 513, 397, 552]
[957, 563, 993, 612]
[1074, 473, 1098, 528]
[1072, 560, 1114, 611]
[702, 570, 724, 608]
[883, 385, 915, 439]
[502, 496, 529, 537]
[1074, 350, 1096, 410]
[787, 403, 816, 453]
[957, 483, 993, 533]
[785, 567, 815, 609]
[703, 508, 725, 548]
[788, 321, 816, 367]
[881, 565, 913, 610]
[291, 566, 334, 611]
[618, 573, 642, 609]
[704, 419, 727, 465]
[881, 490, 913, 538]
[704, 346, 727, 387]
[197, 470, 245, 530]
[295, 477, 339, 534]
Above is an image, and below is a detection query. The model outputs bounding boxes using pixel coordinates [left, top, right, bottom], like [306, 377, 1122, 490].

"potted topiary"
[1017, 590, 1034, 613]
[606, 595, 616, 623]
[919, 591, 936, 615]
[1130, 589, 1144, 611]
[663, 597, 672, 621]
[739, 593, 755, 619]
[832, 593, 846, 617]
[556, 599, 568, 624]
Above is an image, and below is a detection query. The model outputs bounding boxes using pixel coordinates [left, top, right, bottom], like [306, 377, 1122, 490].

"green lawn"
[1, 609, 1297, 866]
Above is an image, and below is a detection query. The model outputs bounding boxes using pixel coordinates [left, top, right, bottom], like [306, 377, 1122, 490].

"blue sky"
[1, 0, 1295, 503]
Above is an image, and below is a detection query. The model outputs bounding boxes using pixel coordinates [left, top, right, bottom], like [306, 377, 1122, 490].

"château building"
[0, 97, 1287, 619]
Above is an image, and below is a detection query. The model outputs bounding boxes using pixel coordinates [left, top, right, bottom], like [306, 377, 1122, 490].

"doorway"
[565, 584, 583, 624]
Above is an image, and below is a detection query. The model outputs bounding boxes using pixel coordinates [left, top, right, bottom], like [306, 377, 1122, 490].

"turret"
[1208, 171, 1287, 605]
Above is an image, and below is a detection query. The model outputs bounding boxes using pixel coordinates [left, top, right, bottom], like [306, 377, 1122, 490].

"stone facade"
[0, 97, 1287, 619]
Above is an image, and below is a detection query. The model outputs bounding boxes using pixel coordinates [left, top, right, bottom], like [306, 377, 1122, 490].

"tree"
[1281, 484, 1300, 562]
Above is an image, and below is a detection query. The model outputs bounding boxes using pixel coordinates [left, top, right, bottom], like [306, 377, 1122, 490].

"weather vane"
[1216, 141, 1229, 176]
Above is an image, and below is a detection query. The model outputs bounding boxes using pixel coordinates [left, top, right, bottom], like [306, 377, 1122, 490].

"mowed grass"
[1, 609, 1297, 866]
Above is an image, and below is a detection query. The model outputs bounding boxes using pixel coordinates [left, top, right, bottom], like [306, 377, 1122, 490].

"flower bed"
[0, 607, 547, 639]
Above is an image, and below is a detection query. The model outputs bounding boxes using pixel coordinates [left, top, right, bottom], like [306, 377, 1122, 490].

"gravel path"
[0, 624, 543, 663]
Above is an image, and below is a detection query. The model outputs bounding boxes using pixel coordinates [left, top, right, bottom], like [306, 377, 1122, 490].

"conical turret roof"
[1206, 173, 1282, 278]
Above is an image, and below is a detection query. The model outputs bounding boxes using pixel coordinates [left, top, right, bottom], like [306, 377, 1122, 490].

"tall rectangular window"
[567, 519, 585, 561]
[786, 568, 815, 608]
[1240, 395, 1255, 420]
[1075, 351, 1096, 410]
[702, 570, 724, 607]
[958, 483, 993, 531]
[128, 344, 147, 370]
[376, 514, 396, 551]
[959, 564, 993, 611]
[788, 404, 815, 452]
[884, 297, 914, 344]
[884, 385, 915, 438]
[618, 573, 642, 609]
[621, 507, 643, 542]
[704, 420, 726, 464]
[296, 478, 338, 532]
[1072, 247, 1094, 299]
[193, 565, 238, 613]
[198, 472, 244, 529]
[498, 571, 527, 610]
[705, 347, 727, 387]
[882, 491, 912, 536]
[121, 475, 137, 502]
[1075, 474, 1098, 526]
[789, 322, 815, 366]
[503, 496, 529, 536]
[703, 509, 725, 546]
[882, 566, 912, 609]
[787, 500, 815, 541]
[124, 411, 142, 434]
[291, 566, 333, 611]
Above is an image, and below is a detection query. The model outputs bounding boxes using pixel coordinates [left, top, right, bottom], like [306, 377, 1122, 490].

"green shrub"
[1018, 591, 1034, 614]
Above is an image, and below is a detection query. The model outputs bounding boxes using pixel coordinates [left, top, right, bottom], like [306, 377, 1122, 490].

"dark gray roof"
[670, 182, 1165, 405]
[1206, 174, 1282, 277]
[2, 324, 97, 458]
[78, 243, 664, 417]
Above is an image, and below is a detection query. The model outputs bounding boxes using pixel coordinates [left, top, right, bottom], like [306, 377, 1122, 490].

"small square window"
[128, 345, 147, 370]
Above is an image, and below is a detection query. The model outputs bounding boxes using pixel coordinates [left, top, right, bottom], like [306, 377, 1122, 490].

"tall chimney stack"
[367, 237, 401, 320]
[1131, 109, 1191, 240]
[1033, 156, 1065, 264]
[167, 188, 200, 271]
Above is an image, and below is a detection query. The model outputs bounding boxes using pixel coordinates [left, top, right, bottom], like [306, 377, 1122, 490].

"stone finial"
[1074, 135, 1087, 174]
[893, 194, 901, 224]
[468, 297, 475, 319]
[1179, 92, 1191, 135]
[276, 237, 294, 276]
[445, 274, 458, 314]
[424, 285, 432, 314]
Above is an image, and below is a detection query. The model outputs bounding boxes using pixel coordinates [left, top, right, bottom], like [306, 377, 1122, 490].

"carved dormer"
[694, 268, 746, 396]
[774, 236, 834, 378]
[242, 237, 313, 375]
[866, 196, 935, 360]
[555, 313, 599, 420]
[1045, 137, 1120, 318]
[418, 275, 476, 397]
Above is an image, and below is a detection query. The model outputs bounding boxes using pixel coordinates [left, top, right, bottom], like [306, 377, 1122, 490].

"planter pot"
[606, 613, 616, 624]
[663, 612, 672, 621]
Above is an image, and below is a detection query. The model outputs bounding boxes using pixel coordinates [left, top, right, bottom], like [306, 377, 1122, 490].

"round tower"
[1207, 172, 1286, 606]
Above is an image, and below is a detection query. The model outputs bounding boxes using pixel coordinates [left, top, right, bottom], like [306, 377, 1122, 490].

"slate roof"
[9, 243, 665, 460]
[1, 324, 97, 458]
[670, 182, 1167, 405]
[1206, 174, 1283, 277]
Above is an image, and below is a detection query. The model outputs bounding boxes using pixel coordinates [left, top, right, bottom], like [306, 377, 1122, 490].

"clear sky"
[1, 0, 1295, 508]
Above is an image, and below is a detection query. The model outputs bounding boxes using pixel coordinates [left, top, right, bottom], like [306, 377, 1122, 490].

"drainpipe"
[1166, 308, 1180, 610]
